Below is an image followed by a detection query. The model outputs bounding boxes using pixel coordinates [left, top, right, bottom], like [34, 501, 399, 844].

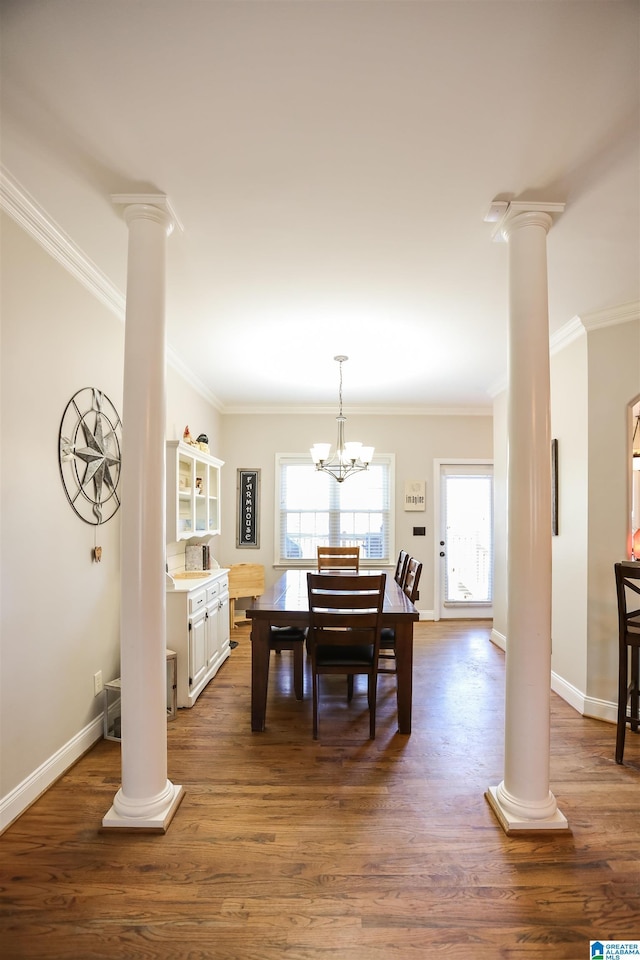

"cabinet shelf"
[166, 440, 224, 543]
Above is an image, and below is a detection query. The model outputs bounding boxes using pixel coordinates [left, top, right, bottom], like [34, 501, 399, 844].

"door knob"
[439, 551, 445, 557]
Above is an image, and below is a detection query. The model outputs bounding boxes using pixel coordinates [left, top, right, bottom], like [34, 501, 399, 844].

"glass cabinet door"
[207, 462, 220, 534]
[166, 441, 224, 542]
[178, 453, 195, 537]
[194, 457, 208, 534]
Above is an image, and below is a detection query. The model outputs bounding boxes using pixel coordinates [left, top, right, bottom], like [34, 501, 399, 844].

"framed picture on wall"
[404, 480, 426, 512]
[237, 469, 260, 548]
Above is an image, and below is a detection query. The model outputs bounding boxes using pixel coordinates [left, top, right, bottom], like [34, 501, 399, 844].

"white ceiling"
[1, 0, 639, 412]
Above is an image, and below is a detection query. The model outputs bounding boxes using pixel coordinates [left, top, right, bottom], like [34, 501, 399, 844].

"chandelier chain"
[309, 355, 374, 482]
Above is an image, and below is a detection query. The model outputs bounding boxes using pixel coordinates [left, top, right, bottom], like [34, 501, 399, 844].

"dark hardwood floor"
[1, 620, 639, 960]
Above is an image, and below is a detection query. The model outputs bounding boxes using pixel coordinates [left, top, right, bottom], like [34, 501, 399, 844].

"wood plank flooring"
[1, 620, 639, 960]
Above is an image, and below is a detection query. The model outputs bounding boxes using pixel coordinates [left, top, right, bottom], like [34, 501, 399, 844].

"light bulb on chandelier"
[310, 355, 374, 483]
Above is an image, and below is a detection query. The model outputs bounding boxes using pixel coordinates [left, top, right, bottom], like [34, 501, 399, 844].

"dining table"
[246, 569, 420, 734]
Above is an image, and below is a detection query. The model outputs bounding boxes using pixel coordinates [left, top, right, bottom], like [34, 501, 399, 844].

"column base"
[102, 782, 184, 832]
[485, 786, 570, 835]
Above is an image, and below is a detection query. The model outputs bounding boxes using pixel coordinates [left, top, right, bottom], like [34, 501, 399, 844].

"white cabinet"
[166, 570, 230, 707]
[204, 577, 230, 676]
[166, 440, 224, 541]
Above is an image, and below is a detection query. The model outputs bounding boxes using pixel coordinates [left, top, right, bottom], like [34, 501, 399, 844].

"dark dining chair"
[379, 557, 422, 675]
[269, 626, 305, 700]
[614, 561, 640, 763]
[394, 549, 410, 587]
[306, 572, 386, 740]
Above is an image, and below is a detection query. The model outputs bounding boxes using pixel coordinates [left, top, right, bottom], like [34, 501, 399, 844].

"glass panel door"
[438, 463, 493, 619]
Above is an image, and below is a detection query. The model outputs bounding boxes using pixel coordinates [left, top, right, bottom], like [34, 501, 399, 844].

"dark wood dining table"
[246, 569, 420, 734]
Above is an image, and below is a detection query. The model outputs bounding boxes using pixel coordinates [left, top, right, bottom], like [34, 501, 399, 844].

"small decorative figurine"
[183, 425, 198, 447]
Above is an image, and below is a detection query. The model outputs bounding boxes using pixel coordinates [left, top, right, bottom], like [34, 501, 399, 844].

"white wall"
[491, 391, 507, 649]
[550, 333, 589, 699]
[586, 318, 639, 709]
[493, 310, 640, 723]
[0, 212, 222, 827]
[1, 213, 124, 810]
[218, 412, 493, 615]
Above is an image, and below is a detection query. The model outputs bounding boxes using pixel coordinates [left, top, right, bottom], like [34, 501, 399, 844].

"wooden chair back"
[317, 545, 360, 573]
[394, 549, 409, 586]
[403, 557, 422, 603]
[306, 572, 386, 739]
[379, 557, 420, 675]
[614, 561, 640, 763]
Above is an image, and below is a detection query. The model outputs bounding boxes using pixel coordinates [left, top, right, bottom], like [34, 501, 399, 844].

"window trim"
[274, 452, 395, 568]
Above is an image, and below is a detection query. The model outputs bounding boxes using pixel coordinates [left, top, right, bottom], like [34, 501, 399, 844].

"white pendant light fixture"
[310, 355, 374, 483]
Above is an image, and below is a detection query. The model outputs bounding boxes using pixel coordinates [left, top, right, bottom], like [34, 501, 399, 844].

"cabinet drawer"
[206, 582, 219, 603]
[188, 589, 207, 614]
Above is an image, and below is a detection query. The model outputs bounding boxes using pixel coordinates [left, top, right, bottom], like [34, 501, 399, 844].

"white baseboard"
[581, 696, 617, 725]
[0, 716, 104, 833]
[490, 633, 615, 723]
[550, 671, 616, 724]
[550, 671, 586, 715]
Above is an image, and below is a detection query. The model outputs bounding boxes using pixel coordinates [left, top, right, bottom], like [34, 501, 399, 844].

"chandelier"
[310, 355, 374, 483]
[634, 413, 640, 471]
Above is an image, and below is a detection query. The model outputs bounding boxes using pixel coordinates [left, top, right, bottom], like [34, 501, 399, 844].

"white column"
[486, 202, 568, 833]
[103, 197, 184, 830]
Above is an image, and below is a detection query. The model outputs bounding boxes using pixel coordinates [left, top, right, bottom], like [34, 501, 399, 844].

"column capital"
[488, 200, 565, 243]
[111, 193, 183, 236]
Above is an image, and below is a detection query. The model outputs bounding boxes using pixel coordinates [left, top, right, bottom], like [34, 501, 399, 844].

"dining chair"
[227, 565, 303, 700]
[379, 557, 422, 675]
[614, 561, 640, 763]
[317, 545, 360, 573]
[394, 549, 410, 587]
[306, 572, 386, 740]
[269, 625, 305, 700]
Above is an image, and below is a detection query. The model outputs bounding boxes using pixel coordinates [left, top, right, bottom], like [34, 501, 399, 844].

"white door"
[435, 461, 493, 620]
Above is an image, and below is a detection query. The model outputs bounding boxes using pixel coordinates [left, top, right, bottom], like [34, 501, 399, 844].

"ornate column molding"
[111, 193, 183, 234]
[490, 200, 565, 243]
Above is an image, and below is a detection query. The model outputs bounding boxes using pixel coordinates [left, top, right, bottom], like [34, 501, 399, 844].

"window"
[275, 454, 394, 565]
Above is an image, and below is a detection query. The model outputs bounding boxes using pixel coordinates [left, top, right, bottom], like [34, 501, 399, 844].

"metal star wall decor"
[58, 388, 122, 528]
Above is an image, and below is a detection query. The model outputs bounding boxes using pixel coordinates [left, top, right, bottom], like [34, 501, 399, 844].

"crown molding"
[0, 166, 126, 319]
[222, 404, 493, 416]
[487, 377, 507, 399]
[550, 315, 585, 355]
[579, 300, 640, 331]
[167, 347, 223, 411]
[0, 166, 222, 408]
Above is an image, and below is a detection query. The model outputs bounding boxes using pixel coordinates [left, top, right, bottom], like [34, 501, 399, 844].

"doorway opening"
[434, 460, 493, 620]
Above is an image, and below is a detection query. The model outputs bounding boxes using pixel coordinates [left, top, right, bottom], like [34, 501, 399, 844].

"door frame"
[433, 458, 494, 621]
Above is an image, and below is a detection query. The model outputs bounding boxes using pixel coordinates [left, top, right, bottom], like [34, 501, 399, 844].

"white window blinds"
[276, 454, 394, 565]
